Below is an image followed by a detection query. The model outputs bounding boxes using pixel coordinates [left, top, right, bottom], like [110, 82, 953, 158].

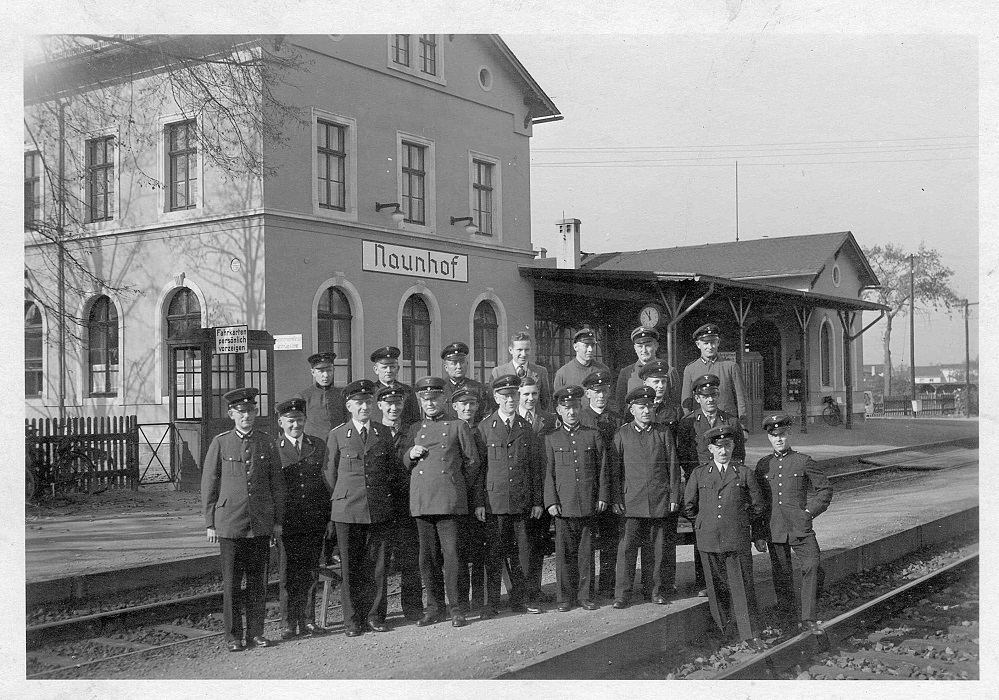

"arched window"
[820, 320, 833, 387]
[402, 295, 431, 385]
[166, 288, 201, 338]
[25, 300, 43, 397]
[318, 286, 353, 384]
[88, 296, 119, 396]
[473, 301, 498, 383]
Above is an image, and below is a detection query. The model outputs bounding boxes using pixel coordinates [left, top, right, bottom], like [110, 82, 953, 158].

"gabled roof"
[578, 231, 879, 289]
[489, 36, 562, 125]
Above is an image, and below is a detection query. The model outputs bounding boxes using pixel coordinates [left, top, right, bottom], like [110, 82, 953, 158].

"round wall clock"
[639, 305, 661, 328]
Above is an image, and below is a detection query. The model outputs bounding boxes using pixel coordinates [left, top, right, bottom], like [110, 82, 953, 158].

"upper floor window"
[88, 296, 119, 397]
[472, 159, 493, 236]
[820, 321, 833, 387]
[401, 141, 426, 225]
[317, 287, 353, 386]
[166, 288, 202, 339]
[25, 301, 43, 397]
[24, 151, 42, 229]
[419, 34, 438, 76]
[392, 34, 410, 66]
[167, 121, 197, 211]
[473, 301, 498, 384]
[86, 136, 115, 222]
[317, 120, 346, 211]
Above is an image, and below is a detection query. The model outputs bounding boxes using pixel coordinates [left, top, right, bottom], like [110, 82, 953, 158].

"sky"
[503, 33, 979, 368]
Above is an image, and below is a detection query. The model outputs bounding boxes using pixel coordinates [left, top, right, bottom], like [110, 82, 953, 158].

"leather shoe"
[416, 613, 441, 627]
[556, 602, 573, 612]
[612, 598, 628, 609]
[227, 641, 244, 652]
[580, 599, 598, 611]
[652, 595, 668, 605]
[344, 623, 363, 637]
[525, 602, 543, 614]
[279, 627, 297, 640]
[367, 618, 389, 633]
[303, 622, 326, 636]
[451, 612, 466, 628]
[478, 607, 498, 620]
[248, 635, 271, 648]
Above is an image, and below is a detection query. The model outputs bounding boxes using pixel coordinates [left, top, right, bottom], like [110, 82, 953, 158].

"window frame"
[468, 151, 502, 240]
[396, 132, 436, 233]
[87, 295, 120, 397]
[166, 288, 203, 339]
[83, 133, 117, 224]
[317, 286, 354, 386]
[391, 34, 410, 67]
[311, 109, 358, 222]
[401, 295, 432, 386]
[25, 300, 44, 398]
[386, 34, 446, 86]
[819, 319, 834, 388]
[159, 116, 203, 216]
[24, 150, 43, 230]
[472, 301, 499, 384]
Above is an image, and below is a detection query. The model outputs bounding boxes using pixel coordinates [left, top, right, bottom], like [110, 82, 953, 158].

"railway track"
[700, 548, 979, 680]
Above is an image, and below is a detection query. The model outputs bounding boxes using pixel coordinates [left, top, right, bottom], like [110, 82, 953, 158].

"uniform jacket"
[579, 405, 623, 449]
[492, 361, 552, 412]
[609, 422, 681, 518]
[369, 380, 421, 426]
[544, 424, 608, 517]
[325, 421, 395, 524]
[676, 409, 746, 478]
[403, 416, 480, 516]
[477, 411, 544, 515]
[276, 433, 331, 534]
[754, 449, 833, 544]
[680, 357, 748, 422]
[294, 383, 346, 439]
[615, 361, 679, 416]
[525, 409, 560, 438]
[202, 429, 285, 539]
[383, 421, 414, 518]
[552, 359, 611, 410]
[443, 375, 493, 422]
[682, 460, 764, 553]
[652, 400, 682, 434]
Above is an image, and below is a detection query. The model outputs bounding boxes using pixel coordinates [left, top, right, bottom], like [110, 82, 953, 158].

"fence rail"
[26, 416, 139, 491]
[868, 394, 958, 418]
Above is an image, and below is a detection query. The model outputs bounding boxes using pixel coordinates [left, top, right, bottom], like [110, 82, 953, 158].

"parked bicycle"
[25, 429, 113, 502]
[821, 395, 843, 427]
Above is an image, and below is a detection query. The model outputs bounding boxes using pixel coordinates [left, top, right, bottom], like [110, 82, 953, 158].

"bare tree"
[862, 243, 961, 396]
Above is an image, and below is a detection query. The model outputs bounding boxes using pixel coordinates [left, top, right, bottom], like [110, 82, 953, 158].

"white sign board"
[273, 334, 303, 351]
[215, 325, 248, 354]
[362, 240, 468, 282]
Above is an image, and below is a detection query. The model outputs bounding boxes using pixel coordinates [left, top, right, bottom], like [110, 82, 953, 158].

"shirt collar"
[774, 448, 792, 458]
[562, 422, 581, 434]
[700, 356, 716, 365]
[632, 422, 653, 433]
[352, 419, 370, 432]
[235, 429, 253, 439]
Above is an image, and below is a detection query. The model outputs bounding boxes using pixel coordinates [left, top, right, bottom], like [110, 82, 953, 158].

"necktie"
[360, 426, 368, 444]
[295, 439, 301, 454]
[506, 418, 513, 432]
[525, 411, 534, 425]
[516, 365, 526, 378]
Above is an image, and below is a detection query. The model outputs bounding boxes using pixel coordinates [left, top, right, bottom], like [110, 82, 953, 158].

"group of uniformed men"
[201, 322, 832, 653]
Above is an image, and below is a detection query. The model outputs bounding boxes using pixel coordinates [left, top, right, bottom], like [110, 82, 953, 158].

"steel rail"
[713, 549, 978, 680]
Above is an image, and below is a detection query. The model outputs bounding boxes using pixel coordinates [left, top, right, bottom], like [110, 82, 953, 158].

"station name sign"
[362, 241, 468, 283]
[215, 325, 248, 354]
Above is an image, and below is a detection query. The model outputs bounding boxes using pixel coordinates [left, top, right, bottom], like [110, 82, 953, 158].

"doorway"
[746, 319, 783, 413]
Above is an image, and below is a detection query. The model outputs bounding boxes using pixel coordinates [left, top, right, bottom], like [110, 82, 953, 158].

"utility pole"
[58, 99, 67, 423]
[735, 160, 739, 242]
[964, 300, 978, 417]
[909, 253, 916, 415]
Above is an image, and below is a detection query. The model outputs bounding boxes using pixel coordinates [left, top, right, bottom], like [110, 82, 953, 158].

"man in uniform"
[683, 425, 766, 650]
[680, 324, 748, 434]
[755, 413, 833, 634]
[274, 398, 330, 639]
[370, 346, 420, 425]
[478, 374, 545, 615]
[615, 327, 679, 415]
[579, 370, 624, 598]
[675, 374, 746, 595]
[642, 359, 683, 433]
[375, 384, 424, 623]
[609, 386, 681, 609]
[519, 375, 558, 601]
[403, 377, 482, 628]
[441, 341, 490, 422]
[552, 328, 610, 411]
[294, 352, 345, 439]
[201, 387, 285, 652]
[544, 385, 608, 611]
[325, 380, 395, 637]
[492, 331, 552, 412]
[451, 386, 489, 617]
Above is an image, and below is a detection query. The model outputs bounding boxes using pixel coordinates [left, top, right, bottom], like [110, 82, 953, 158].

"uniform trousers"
[334, 521, 389, 627]
[593, 510, 620, 596]
[414, 515, 462, 617]
[700, 548, 760, 642]
[485, 513, 532, 607]
[380, 515, 423, 620]
[219, 536, 270, 643]
[614, 514, 677, 601]
[526, 512, 552, 600]
[768, 534, 821, 622]
[277, 530, 325, 631]
[554, 516, 594, 603]
[456, 515, 488, 611]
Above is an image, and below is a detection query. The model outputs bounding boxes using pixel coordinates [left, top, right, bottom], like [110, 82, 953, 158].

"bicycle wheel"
[53, 451, 96, 495]
[822, 404, 842, 427]
[25, 463, 38, 503]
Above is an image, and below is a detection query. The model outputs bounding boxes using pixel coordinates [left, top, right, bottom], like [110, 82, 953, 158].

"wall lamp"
[450, 215, 478, 234]
[376, 201, 405, 223]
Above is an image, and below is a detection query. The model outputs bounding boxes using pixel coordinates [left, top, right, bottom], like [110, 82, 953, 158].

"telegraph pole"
[735, 160, 739, 242]
[964, 300, 978, 417]
[909, 253, 916, 414]
[58, 99, 67, 423]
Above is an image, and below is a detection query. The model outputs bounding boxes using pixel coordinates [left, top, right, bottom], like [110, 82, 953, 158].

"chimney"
[556, 218, 581, 269]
